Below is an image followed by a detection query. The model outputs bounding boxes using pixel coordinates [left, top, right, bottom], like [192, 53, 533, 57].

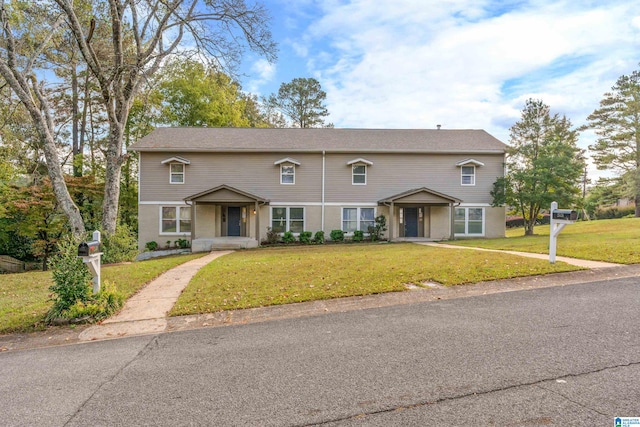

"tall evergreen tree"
[267, 77, 331, 128]
[581, 68, 640, 217]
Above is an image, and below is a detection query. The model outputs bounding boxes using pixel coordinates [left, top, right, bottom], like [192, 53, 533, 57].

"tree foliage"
[0, 0, 276, 238]
[156, 59, 269, 128]
[581, 68, 640, 217]
[267, 77, 331, 128]
[492, 99, 585, 235]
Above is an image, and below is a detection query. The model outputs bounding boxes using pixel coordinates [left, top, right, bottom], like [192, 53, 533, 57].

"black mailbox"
[552, 209, 577, 221]
[78, 241, 100, 257]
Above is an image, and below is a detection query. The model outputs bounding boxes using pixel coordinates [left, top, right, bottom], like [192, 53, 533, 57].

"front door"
[227, 207, 242, 236]
[404, 208, 418, 237]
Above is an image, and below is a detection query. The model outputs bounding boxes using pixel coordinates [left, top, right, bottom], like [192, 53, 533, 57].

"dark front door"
[227, 207, 242, 236]
[404, 208, 418, 237]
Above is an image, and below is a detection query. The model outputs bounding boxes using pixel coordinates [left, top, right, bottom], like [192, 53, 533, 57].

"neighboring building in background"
[129, 128, 507, 252]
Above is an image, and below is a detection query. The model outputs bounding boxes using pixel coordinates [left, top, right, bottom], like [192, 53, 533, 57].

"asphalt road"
[2, 277, 639, 426]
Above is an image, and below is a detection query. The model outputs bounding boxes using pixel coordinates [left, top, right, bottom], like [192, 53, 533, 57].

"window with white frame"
[280, 164, 295, 184]
[161, 206, 191, 234]
[352, 164, 367, 185]
[461, 165, 475, 185]
[271, 207, 304, 233]
[170, 163, 185, 184]
[454, 207, 484, 236]
[342, 207, 375, 232]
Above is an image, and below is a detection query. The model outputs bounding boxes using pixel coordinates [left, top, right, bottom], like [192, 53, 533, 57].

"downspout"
[322, 150, 326, 232]
[382, 202, 392, 241]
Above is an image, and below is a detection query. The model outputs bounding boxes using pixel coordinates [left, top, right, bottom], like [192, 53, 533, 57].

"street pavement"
[1, 276, 639, 426]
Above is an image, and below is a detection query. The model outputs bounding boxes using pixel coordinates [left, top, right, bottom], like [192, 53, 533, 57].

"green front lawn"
[0, 253, 205, 334]
[170, 243, 581, 316]
[451, 217, 640, 264]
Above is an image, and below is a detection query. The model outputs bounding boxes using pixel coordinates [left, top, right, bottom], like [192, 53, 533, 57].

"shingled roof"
[128, 127, 506, 154]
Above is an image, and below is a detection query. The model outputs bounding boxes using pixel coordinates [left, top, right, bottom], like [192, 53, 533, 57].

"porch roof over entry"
[379, 187, 461, 205]
[184, 184, 269, 204]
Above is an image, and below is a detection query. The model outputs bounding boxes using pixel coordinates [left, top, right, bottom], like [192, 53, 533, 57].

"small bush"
[145, 241, 158, 251]
[299, 231, 313, 244]
[330, 229, 345, 242]
[353, 230, 364, 242]
[594, 205, 636, 219]
[46, 236, 93, 321]
[282, 231, 296, 244]
[65, 282, 124, 321]
[313, 230, 325, 244]
[46, 235, 126, 323]
[368, 215, 387, 241]
[506, 214, 550, 228]
[101, 224, 138, 264]
[175, 238, 189, 249]
[265, 227, 280, 244]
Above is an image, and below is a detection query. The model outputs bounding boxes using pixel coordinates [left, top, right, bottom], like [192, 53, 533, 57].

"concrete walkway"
[418, 242, 621, 268]
[78, 251, 232, 342]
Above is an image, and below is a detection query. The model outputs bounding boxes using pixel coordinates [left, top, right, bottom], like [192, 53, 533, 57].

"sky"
[239, 0, 640, 181]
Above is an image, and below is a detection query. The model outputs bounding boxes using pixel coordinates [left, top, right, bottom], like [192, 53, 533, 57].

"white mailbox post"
[549, 201, 577, 264]
[78, 230, 103, 294]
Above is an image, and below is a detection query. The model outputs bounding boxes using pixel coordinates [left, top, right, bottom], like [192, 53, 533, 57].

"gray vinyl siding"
[140, 152, 322, 203]
[323, 153, 503, 204]
[140, 151, 503, 205]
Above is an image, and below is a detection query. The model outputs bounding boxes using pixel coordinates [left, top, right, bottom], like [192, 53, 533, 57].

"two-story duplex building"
[129, 127, 507, 252]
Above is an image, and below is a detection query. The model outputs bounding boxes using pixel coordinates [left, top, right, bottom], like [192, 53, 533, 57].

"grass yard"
[0, 253, 205, 334]
[451, 217, 640, 264]
[170, 243, 581, 316]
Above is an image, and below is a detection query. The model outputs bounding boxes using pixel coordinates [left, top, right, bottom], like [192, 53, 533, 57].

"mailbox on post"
[78, 231, 103, 294]
[549, 202, 578, 264]
[78, 240, 100, 257]
[552, 209, 578, 222]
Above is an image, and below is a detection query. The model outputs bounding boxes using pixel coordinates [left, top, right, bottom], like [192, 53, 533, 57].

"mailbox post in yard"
[549, 201, 577, 263]
[78, 231, 103, 294]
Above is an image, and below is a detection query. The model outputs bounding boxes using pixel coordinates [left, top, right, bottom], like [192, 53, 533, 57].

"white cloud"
[280, 0, 640, 181]
[245, 59, 277, 94]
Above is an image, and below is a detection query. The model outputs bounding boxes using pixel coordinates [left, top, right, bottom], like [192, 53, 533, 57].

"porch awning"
[378, 187, 461, 205]
[184, 184, 269, 204]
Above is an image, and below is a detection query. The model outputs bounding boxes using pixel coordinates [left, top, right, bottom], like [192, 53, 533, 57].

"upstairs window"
[461, 166, 475, 186]
[456, 159, 483, 186]
[281, 164, 295, 184]
[274, 158, 300, 185]
[161, 156, 190, 185]
[170, 163, 185, 184]
[352, 165, 367, 185]
[347, 158, 372, 185]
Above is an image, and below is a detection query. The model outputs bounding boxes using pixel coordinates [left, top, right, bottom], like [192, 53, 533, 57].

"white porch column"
[389, 202, 394, 241]
[191, 202, 196, 242]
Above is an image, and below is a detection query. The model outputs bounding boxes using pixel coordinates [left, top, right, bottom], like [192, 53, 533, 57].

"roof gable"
[274, 157, 301, 166]
[347, 157, 373, 166]
[379, 187, 461, 204]
[456, 158, 485, 167]
[184, 185, 268, 203]
[160, 156, 191, 165]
